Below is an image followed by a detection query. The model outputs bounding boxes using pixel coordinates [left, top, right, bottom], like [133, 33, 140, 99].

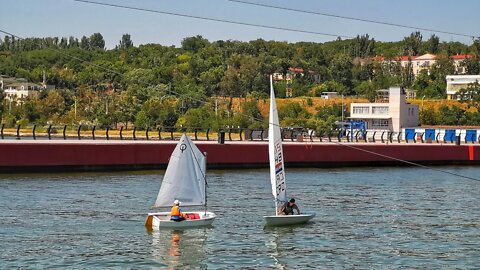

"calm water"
[0, 167, 479, 269]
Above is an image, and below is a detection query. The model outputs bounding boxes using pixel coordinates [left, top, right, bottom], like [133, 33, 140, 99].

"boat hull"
[145, 211, 216, 230]
[263, 213, 315, 226]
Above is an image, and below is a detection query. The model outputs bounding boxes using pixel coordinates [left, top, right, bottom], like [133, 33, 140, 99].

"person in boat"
[170, 200, 188, 221]
[279, 198, 301, 215]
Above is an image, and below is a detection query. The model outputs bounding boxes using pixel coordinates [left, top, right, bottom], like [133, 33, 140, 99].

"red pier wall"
[0, 141, 479, 172]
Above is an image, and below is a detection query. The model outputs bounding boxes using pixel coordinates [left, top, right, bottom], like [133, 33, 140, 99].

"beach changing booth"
[425, 129, 435, 143]
[444, 129, 456, 143]
[466, 129, 477, 143]
[405, 128, 415, 141]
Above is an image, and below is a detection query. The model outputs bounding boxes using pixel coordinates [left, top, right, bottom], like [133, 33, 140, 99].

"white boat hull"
[145, 211, 216, 230]
[264, 212, 315, 226]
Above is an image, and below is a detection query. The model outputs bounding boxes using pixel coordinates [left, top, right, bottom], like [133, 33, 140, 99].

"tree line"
[0, 32, 480, 131]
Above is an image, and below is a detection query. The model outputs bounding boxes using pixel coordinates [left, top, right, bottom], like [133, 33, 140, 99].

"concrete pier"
[0, 140, 478, 172]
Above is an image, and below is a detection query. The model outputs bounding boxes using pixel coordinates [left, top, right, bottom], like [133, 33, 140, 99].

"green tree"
[38, 90, 66, 122]
[89, 33, 105, 50]
[134, 97, 178, 128]
[0, 88, 5, 117]
[437, 105, 465, 125]
[461, 57, 480, 74]
[115, 91, 139, 128]
[80, 36, 89, 49]
[413, 70, 431, 92]
[177, 105, 214, 129]
[403, 31, 423, 56]
[355, 80, 377, 101]
[279, 102, 311, 127]
[329, 53, 353, 90]
[232, 100, 264, 128]
[181, 35, 209, 53]
[457, 81, 480, 102]
[351, 34, 375, 58]
[118, 34, 133, 49]
[419, 106, 438, 125]
[473, 38, 480, 55]
[425, 34, 440, 54]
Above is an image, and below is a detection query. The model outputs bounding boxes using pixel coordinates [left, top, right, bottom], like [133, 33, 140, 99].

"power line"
[227, 0, 478, 40]
[72, 0, 353, 39]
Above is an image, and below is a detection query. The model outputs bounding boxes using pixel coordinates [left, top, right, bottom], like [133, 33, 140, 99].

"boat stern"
[145, 215, 154, 230]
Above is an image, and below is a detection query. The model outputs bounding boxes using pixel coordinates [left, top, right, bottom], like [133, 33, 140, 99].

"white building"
[350, 86, 419, 132]
[0, 75, 52, 102]
[446, 75, 480, 100]
[361, 54, 475, 77]
[2, 81, 41, 101]
[320, 92, 338, 99]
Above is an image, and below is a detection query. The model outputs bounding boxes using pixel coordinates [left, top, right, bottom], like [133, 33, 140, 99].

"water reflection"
[264, 226, 296, 269]
[150, 228, 208, 269]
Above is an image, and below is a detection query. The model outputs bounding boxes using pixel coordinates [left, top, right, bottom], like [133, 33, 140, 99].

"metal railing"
[0, 124, 479, 144]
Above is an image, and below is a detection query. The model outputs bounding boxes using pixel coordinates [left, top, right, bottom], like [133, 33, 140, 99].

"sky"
[2, 0, 479, 49]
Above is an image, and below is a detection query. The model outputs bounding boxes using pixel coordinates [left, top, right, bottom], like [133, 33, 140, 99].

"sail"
[153, 134, 206, 207]
[268, 75, 287, 214]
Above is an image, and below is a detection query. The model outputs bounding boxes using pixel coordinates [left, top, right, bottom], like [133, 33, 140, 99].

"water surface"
[0, 167, 479, 269]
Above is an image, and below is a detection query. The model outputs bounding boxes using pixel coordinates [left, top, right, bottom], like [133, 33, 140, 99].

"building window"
[372, 119, 389, 127]
[372, 106, 389, 115]
[352, 106, 369, 114]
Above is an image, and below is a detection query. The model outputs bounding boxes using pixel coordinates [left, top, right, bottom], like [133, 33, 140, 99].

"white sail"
[153, 134, 206, 207]
[268, 75, 287, 214]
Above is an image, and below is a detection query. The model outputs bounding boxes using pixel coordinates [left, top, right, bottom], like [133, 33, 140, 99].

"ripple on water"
[0, 167, 479, 269]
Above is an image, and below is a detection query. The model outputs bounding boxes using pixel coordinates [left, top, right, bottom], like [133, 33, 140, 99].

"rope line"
[332, 141, 480, 182]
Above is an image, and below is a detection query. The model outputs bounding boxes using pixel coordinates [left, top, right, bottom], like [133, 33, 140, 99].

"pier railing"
[0, 124, 478, 145]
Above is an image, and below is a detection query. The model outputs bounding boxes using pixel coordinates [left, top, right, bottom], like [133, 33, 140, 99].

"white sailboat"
[145, 134, 216, 229]
[264, 75, 315, 226]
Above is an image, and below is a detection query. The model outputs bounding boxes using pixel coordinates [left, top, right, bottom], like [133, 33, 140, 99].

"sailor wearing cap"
[170, 199, 187, 221]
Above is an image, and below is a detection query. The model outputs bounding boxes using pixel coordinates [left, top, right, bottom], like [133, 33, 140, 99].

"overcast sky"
[2, 0, 479, 49]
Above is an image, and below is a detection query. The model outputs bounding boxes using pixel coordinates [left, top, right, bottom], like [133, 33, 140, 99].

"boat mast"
[204, 152, 208, 215]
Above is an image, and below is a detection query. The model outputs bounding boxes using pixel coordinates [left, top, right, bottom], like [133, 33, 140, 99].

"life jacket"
[187, 213, 200, 220]
[170, 205, 181, 218]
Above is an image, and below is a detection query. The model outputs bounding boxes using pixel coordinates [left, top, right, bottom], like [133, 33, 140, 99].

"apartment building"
[350, 86, 419, 132]
[360, 54, 474, 76]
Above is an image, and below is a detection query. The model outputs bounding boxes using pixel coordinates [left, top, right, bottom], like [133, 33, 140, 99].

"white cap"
[173, 199, 180, 205]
